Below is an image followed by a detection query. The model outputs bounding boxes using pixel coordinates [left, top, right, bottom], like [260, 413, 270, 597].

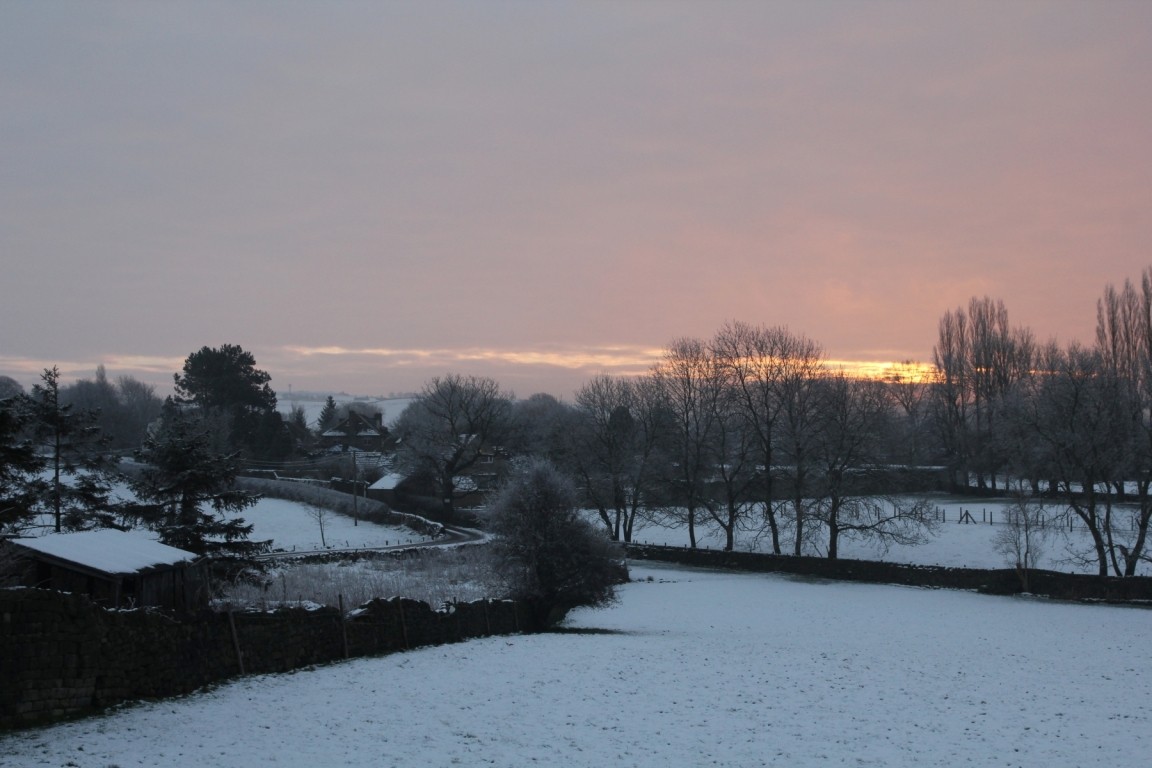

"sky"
[3, 1, 1151, 400]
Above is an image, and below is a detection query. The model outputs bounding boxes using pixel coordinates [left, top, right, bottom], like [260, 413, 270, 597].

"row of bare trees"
[550, 322, 938, 558]
[525, 268, 1152, 575]
[385, 330, 938, 559]
[929, 269, 1152, 577]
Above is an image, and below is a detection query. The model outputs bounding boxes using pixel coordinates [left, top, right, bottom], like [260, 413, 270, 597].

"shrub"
[485, 458, 626, 627]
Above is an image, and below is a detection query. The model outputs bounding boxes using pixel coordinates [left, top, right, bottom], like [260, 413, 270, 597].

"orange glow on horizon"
[824, 359, 939, 383]
[284, 345, 939, 383]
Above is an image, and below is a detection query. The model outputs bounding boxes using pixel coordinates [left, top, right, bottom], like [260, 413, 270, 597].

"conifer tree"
[0, 393, 46, 534]
[129, 402, 268, 558]
[316, 395, 338, 434]
[30, 367, 122, 532]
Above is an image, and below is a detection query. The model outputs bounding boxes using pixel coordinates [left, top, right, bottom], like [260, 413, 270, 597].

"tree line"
[6, 267, 1152, 579]
[395, 327, 939, 563]
[391, 268, 1152, 578]
[0, 345, 291, 559]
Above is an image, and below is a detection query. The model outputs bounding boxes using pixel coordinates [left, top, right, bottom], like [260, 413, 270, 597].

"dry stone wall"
[0, 587, 535, 731]
[625, 544, 1152, 601]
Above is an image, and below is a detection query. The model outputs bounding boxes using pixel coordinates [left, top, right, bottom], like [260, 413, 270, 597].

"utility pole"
[351, 451, 359, 526]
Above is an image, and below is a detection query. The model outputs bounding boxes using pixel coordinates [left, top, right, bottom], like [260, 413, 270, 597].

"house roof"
[321, 411, 385, 439]
[9, 530, 198, 576]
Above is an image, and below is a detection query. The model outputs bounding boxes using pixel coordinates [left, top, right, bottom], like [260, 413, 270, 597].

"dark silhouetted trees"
[173, 344, 291, 461]
[0, 392, 45, 534]
[393, 374, 513, 522]
[128, 404, 267, 559]
[29, 367, 122, 532]
[486, 458, 624, 627]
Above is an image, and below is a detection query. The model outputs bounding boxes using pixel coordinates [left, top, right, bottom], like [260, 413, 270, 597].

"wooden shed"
[1, 530, 208, 612]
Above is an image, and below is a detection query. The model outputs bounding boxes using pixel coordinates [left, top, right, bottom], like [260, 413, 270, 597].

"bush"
[486, 459, 627, 627]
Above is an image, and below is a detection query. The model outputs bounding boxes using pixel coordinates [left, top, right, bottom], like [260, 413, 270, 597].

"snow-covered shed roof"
[368, 473, 405, 491]
[10, 530, 198, 575]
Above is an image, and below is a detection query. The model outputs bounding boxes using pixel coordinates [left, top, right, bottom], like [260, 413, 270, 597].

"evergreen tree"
[316, 396, 338, 434]
[30, 367, 122, 532]
[0, 393, 46, 534]
[129, 403, 269, 558]
[173, 344, 288, 460]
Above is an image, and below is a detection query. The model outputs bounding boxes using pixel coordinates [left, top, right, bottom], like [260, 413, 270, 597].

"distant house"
[320, 411, 392, 453]
[0, 530, 208, 612]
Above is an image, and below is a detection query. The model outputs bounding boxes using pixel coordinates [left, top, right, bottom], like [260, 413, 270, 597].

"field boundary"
[0, 587, 537, 732]
[624, 543, 1152, 603]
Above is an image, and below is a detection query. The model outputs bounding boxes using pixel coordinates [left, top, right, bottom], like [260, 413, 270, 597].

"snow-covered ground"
[20, 494, 429, 554]
[243, 496, 430, 552]
[2, 562, 1148, 767]
[629, 495, 1149, 574]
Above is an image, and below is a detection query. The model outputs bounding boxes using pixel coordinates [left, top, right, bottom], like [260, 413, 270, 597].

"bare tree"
[510, 392, 574, 466]
[932, 299, 1034, 493]
[772, 333, 825, 556]
[114, 374, 164, 448]
[702, 390, 757, 551]
[1092, 268, 1152, 575]
[0, 376, 24, 400]
[712, 322, 791, 553]
[393, 374, 513, 522]
[306, 503, 331, 548]
[807, 373, 938, 558]
[651, 338, 724, 549]
[931, 306, 972, 491]
[61, 367, 163, 450]
[571, 375, 666, 543]
[1018, 343, 1128, 576]
[993, 489, 1052, 591]
[883, 360, 933, 466]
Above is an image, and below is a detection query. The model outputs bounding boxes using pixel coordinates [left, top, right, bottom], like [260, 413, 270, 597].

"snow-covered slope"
[2, 562, 1147, 767]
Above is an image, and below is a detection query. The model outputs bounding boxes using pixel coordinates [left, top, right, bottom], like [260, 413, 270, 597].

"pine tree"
[0, 393, 47, 534]
[316, 395, 338, 435]
[129, 403, 269, 559]
[30, 367, 122, 532]
[172, 344, 287, 460]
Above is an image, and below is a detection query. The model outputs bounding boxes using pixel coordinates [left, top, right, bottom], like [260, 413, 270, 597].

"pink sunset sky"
[3, 1, 1151, 399]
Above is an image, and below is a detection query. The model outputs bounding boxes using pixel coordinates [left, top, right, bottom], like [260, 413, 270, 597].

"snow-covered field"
[243, 496, 430, 552]
[630, 495, 1150, 575]
[2, 561, 1148, 767]
[22, 488, 429, 553]
[5, 494, 1151, 764]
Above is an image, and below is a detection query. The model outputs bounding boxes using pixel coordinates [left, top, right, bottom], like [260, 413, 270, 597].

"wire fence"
[939, 505, 1145, 533]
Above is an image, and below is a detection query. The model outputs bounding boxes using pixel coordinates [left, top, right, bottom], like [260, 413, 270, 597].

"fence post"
[227, 610, 245, 676]
[396, 598, 410, 649]
[338, 594, 349, 659]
